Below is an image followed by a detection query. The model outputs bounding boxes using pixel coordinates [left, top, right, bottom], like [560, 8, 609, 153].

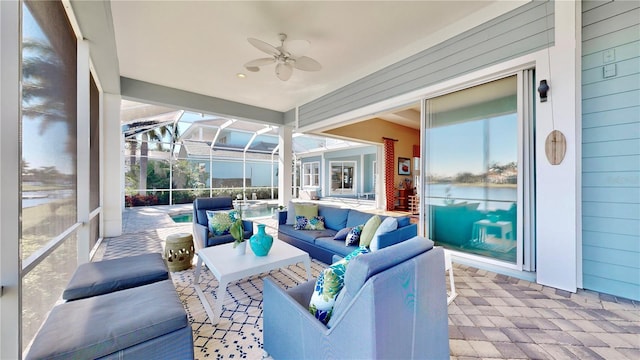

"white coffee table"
[193, 239, 312, 325]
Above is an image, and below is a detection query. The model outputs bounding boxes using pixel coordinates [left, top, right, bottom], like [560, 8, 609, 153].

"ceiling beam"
[120, 77, 285, 126]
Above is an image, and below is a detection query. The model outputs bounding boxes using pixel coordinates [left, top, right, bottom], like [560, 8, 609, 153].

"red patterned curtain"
[383, 137, 396, 211]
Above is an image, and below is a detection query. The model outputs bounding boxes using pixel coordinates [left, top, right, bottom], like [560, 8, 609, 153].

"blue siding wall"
[297, 0, 554, 126]
[582, 0, 640, 301]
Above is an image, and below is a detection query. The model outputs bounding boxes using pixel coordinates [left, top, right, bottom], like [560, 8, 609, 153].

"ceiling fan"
[244, 33, 322, 81]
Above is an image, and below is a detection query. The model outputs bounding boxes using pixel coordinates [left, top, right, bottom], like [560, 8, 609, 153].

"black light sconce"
[538, 79, 549, 102]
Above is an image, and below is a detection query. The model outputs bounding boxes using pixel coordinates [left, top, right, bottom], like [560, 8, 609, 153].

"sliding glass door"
[425, 74, 531, 265]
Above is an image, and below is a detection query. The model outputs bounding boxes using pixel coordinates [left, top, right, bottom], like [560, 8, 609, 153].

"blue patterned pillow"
[206, 210, 240, 236]
[309, 246, 369, 324]
[294, 215, 326, 230]
[345, 225, 363, 246]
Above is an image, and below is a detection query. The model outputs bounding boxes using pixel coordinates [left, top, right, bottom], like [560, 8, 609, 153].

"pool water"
[171, 205, 277, 223]
[171, 213, 193, 223]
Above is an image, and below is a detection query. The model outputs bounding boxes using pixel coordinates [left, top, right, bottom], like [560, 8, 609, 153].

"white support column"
[0, 1, 22, 358]
[76, 40, 90, 264]
[102, 93, 123, 237]
[535, 0, 580, 292]
[278, 126, 293, 206]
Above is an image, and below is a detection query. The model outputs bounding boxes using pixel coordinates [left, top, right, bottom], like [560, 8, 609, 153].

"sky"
[427, 113, 518, 177]
[21, 4, 75, 175]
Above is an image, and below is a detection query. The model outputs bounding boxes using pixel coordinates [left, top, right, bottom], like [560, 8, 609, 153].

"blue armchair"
[192, 197, 253, 250]
[263, 236, 449, 359]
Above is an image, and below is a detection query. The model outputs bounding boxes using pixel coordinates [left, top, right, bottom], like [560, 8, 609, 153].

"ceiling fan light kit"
[244, 33, 322, 81]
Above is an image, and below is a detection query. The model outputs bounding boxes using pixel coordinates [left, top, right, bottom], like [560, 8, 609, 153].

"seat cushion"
[62, 253, 169, 301]
[314, 237, 358, 257]
[26, 280, 188, 360]
[279, 224, 337, 243]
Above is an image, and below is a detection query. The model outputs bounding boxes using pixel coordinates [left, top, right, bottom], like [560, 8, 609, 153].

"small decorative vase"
[234, 241, 246, 256]
[249, 224, 273, 256]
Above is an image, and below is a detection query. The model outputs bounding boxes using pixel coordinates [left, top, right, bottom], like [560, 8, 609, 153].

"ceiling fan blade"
[293, 56, 322, 72]
[275, 63, 293, 81]
[247, 38, 279, 56]
[283, 39, 309, 58]
[244, 58, 275, 68]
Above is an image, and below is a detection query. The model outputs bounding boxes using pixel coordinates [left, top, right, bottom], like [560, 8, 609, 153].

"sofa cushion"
[309, 246, 369, 325]
[345, 210, 373, 228]
[279, 224, 337, 243]
[369, 217, 398, 251]
[315, 237, 358, 258]
[345, 225, 363, 246]
[333, 227, 352, 241]
[294, 215, 326, 230]
[63, 253, 169, 301]
[318, 206, 350, 231]
[25, 280, 188, 360]
[206, 210, 240, 236]
[359, 215, 381, 247]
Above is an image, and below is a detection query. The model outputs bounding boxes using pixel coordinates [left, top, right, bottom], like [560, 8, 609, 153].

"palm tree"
[138, 124, 179, 195]
[22, 38, 76, 157]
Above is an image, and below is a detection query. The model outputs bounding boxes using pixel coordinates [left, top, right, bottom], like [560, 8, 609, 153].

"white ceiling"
[110, 1, 512, 115]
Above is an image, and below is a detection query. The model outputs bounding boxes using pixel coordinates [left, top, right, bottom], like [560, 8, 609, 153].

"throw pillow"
[333, 227, 352, 241]
[294, 215, 326, 230]
[295, 203, 318, 219]
[359, 215, 381, 247]
[309, 246, 370, 324]
[345, 225, 363, 246]
[285, 200, 296, 225]
[369, 217, 398, 251]
[206, 210, 240, 236]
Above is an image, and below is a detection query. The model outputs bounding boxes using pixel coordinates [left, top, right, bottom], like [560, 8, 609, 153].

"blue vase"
[249, 224, 273, 256]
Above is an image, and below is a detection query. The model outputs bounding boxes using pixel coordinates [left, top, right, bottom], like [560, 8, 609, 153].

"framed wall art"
[398, 157, 411, 175]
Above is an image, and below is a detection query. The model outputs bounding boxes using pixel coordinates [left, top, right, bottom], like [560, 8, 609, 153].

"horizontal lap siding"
[296, 1, 554, 127]
[582, 0, 640, 301]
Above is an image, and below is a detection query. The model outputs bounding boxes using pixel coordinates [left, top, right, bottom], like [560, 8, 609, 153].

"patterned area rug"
[100, 222, 326, 360]
[173, 259, 325, 359]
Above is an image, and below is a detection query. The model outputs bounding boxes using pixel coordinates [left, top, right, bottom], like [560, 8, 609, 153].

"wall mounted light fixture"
[538, 79, 549, 102]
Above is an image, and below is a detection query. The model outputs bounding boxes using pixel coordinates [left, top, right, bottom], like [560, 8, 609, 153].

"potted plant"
[230, 205, 246, 254]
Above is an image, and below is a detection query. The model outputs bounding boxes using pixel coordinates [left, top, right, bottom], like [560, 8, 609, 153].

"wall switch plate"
[603, 64, 617, 78]
[603, 49, 615, 63]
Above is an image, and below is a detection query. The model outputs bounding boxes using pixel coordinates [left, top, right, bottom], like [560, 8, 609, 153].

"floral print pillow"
[345, 225, 363, 246]
[206, 210, 240, 236]
[294, 215, 326, 230]
[308, 246, 370, 325]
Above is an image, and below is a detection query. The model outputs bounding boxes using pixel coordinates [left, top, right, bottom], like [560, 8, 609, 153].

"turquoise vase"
[249, 224, 273, 256]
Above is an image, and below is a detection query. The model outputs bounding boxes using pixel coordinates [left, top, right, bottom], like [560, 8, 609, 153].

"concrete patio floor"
[98, 203, 640, 359]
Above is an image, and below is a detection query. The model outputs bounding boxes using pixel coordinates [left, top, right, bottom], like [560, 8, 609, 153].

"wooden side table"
[165, 233, 194, 272]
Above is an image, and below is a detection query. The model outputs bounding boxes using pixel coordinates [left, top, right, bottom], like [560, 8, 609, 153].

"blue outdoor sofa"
[278, 202, 417, 264]
[263, 236, 450, 359]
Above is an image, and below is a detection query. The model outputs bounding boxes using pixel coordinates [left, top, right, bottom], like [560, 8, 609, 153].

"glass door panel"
[426, 75, 518, 263]
[330, 162, 356, 195]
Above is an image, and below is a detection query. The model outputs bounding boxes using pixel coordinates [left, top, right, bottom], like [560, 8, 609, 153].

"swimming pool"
[170, 204, 277, 223]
